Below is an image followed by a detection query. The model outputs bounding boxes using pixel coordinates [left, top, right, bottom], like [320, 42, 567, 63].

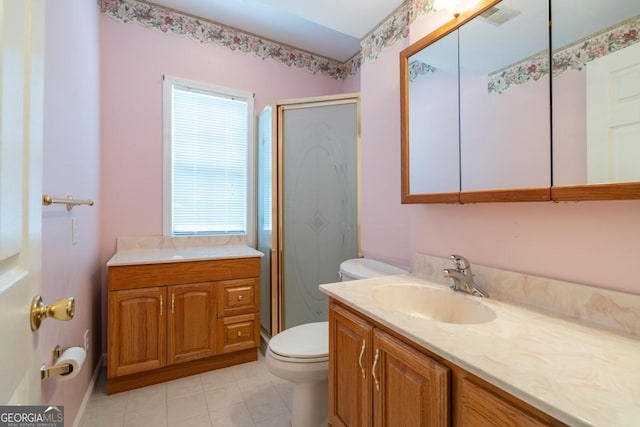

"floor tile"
[200, 367, 238, 389]
[203, 383, 244, 411]
[79, 355, 291, 427]
[208, 401, 254, 427]
[126, 383, 167, 413]
[167, 413, 212, 427]
[123, 402, 168, 427]
[167, 392, 208, 423]
[244, 384, 289, 424]
[166, 375, 204, 400]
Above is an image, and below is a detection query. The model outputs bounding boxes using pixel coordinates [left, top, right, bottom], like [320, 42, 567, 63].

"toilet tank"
[339, 258, 408, 281]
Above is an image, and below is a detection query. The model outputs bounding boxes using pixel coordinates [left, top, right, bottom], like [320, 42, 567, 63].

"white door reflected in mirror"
[586, 42, 640, 184]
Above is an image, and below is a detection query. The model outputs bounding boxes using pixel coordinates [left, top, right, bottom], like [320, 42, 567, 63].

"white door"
[0, 0, 45, 404]
[587, 42, 640, 183]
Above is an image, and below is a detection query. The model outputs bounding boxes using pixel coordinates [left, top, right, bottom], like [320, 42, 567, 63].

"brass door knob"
[31, 296, 75, 331]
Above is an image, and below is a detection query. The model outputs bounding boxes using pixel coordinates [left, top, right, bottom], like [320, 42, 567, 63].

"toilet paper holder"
[40, 345, 76, 381]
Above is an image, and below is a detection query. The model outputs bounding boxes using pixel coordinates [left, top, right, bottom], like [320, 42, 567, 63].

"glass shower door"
[281, 100, 359, 329]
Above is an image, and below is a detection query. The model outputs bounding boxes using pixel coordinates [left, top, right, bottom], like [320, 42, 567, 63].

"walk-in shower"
[257, 94, 360, 336]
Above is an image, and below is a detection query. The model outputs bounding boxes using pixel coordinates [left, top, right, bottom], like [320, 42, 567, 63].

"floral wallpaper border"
[100, 0, 362, 80]
[488, 14, 640, 94]
[100, 0, 434, 80]
[409, 60, 436, 82]
[487, 51, 549, 94]
[361, 0, 435, 63]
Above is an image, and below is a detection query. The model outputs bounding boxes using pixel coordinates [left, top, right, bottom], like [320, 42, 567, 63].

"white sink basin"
[371, 284, 496, 324]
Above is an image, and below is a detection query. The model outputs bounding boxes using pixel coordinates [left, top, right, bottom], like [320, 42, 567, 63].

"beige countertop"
[106, 245, 263, 267]
[320, 274, 640, 427]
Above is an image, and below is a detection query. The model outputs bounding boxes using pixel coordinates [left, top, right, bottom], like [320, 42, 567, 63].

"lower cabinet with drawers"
[107, 257, 260, 393]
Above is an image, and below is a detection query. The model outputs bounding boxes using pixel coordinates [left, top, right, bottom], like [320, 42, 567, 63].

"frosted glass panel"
[257, 106, 273, 334]
[282, 103, 359, 329]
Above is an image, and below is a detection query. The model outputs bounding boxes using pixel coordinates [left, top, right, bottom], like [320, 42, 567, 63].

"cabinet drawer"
[217, 279, 259, 317]
[216, 313, 259, 354]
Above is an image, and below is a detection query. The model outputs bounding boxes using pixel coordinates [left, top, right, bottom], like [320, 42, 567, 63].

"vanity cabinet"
[107, 257, 260, 393]
[329, 301, 565, 427]
[329, 303, 449, 427]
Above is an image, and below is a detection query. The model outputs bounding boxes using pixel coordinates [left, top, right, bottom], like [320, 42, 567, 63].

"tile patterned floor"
[80, 354, 293, 427]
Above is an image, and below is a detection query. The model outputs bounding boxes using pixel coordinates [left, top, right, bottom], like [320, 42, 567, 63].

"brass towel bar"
[42, 194, 94, 211]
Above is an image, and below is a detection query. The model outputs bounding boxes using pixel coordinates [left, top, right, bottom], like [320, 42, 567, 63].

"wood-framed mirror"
[550, 0, 640, 201]
[401, 0, 640, 203]
[401, 0, 551, 204]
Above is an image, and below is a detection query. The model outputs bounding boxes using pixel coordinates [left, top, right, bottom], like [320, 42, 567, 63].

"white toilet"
[265, 258, 408, 427]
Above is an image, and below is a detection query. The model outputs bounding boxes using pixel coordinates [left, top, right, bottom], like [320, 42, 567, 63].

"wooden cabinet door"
[167, 283, 216, 364]
[329, 303, 374, 427]
[372, 329, 449, 427]
[108, 288, 166, 378]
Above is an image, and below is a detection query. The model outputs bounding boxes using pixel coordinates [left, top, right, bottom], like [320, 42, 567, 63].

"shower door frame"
[270, 93, 362, 336]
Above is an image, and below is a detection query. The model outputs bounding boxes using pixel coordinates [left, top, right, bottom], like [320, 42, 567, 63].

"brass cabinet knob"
[237, 295, 244, 301]
[31, 296, 75, 331]
[237, 331, 243, 337]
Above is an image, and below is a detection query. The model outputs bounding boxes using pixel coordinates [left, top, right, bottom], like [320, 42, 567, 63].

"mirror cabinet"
[401, 0, 640, 203]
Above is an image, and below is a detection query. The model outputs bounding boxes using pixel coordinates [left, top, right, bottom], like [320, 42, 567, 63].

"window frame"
[162, 75, 255, 245]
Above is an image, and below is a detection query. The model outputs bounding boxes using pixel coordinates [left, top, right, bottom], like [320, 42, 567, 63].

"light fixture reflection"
[433, 0, 481, 16]
[433, 0, 459, 14]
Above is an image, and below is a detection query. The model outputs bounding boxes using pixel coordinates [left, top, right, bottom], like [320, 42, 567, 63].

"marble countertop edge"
[106, 245, 264, 267]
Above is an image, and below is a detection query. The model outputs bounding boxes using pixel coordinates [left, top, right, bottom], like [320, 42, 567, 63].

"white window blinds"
[164, 77, 253, 236]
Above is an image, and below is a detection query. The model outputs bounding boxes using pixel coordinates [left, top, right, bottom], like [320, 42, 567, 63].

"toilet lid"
[340, 258, 408, 280]
[269, 321, 328, 359]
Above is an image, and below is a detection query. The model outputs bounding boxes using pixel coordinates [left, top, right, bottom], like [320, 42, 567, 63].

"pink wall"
[42, 1, 101, 424]
[460, 70, 550, 190]
[553, 70, 587, 185]
[99, 16, 357, 348]
[360, 14, 640, 295]
[409, 69, 459, 193]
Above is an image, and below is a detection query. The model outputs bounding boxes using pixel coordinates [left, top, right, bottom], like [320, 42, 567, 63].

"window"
[163, 76, 254, 243]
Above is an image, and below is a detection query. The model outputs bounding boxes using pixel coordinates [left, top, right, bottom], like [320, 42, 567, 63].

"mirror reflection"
[552, 0, 640, 186]
[408, 30, 460, 194]
[459, 0, 550, 191]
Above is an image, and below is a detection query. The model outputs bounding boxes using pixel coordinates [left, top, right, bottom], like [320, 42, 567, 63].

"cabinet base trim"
[107, 348, 257, 394]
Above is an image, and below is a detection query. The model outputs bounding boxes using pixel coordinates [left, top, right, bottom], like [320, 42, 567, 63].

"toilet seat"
[268, 321, 328, 363]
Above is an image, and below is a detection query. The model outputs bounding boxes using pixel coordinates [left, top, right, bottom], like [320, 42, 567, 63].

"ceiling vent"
[479, 5, 521, 26]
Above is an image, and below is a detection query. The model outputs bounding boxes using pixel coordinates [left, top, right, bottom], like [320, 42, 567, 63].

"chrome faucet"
[442, 255, 488, 298]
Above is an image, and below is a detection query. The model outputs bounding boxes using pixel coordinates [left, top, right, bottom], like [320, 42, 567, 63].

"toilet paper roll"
[55, 347, 86, 381]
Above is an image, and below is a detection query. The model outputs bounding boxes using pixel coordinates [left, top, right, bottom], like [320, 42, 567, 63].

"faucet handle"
[449, 254, 470, 271]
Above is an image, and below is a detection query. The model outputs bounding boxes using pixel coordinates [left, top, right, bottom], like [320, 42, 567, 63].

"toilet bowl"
[265, 258, 408, 427]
